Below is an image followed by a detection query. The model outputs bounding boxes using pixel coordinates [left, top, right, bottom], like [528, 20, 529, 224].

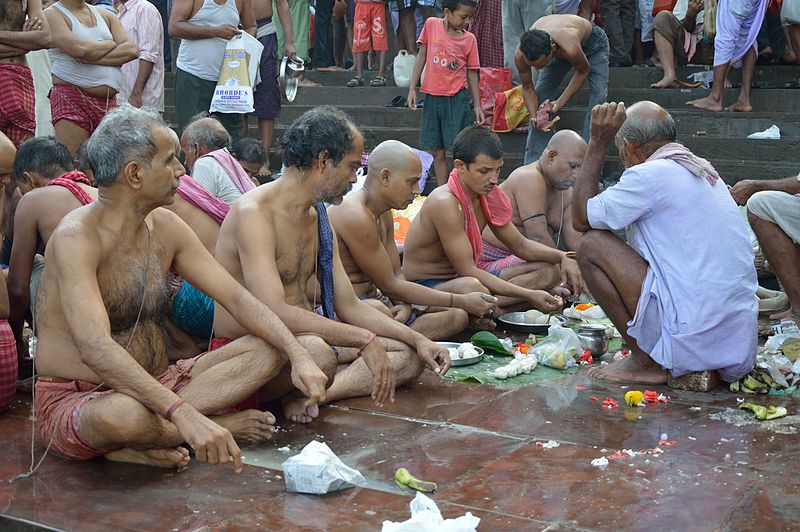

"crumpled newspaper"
[382, 492, 480, 532]
[282, 440, 366, 494]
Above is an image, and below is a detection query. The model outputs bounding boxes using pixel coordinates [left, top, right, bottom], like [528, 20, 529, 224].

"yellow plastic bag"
[492, 85, 530, 133]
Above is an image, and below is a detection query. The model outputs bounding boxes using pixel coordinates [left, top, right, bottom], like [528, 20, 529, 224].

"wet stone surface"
[0, 364, 797, 530]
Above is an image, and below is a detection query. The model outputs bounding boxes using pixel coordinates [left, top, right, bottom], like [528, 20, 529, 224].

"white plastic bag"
[532, 323, 582, 369]
[381, 492, 480, 532]
[281, 440, 365, 494]
[210, 32, 264, 114]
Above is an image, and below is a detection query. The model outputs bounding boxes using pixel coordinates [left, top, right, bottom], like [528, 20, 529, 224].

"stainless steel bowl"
[438, 342, 484, 367]
[577, 324, 608, 360]
[279, 57, 303, 102]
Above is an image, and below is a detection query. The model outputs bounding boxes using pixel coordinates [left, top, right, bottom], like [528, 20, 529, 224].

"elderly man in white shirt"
[572, 101, 757, 386]
[180, 116, 254, 205]
[118, 0, 165, 110]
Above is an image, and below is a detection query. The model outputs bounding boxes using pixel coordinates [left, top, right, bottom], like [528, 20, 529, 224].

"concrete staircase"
[163, 64, 800, 186]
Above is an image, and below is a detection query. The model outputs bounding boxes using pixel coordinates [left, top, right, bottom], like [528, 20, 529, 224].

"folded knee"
[460, 276, 490, 294]
[575, 229, 608, 265]
[298, 335, 337, 380]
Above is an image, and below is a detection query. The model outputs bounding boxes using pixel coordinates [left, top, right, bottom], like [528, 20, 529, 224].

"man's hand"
[289, 354, 329, 410]
[24, 17, 43, 31]
[589, 102, 627, 144]
[215, 24, 241, 40]
[458, 292, 498, 317]
[729, 180, 761, 205]
[390, 303, 413, 324]
[529, 290, 564, 313]
[415, 337, 451, 376]
[360, 338, 395, 406]
[170, 403, 243, 472]
[560, 256, 583, 296]
[282, 42, 297, 60]
[474, 107, 485, 125]
[687, 0, 704, 17]
[408, 89, 418, 111]
[129, 91, 143, 108]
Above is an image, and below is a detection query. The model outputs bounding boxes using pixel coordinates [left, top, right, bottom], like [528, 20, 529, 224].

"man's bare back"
[165, 196, 221, 255]
[532, 14, 592, 56]
[35, 207, 175, 382]
[15, 183, 98, 254]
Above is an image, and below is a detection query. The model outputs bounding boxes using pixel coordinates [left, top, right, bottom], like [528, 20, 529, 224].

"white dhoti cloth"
[714, 0, 769, 67]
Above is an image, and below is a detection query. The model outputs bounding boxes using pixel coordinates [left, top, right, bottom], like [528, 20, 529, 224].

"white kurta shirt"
[587, 158, 757, 381]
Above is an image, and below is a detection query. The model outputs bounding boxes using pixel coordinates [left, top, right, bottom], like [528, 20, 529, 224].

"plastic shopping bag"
[478, 67, 512, 126]
[492, 85, 531, 132]
[531, 323, 582, 369]
[210, 32, 264, 114]
[282, 440, 365, 494]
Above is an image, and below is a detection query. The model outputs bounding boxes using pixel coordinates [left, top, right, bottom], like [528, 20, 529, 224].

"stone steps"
[162, 65, 800, 182]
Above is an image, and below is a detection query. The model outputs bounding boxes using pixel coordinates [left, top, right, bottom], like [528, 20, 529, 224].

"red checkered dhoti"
[467, 0, 503, 67]
[0, 64, 36, 147]
[0, 320, 18, 412]
[49, 83, 117, 134]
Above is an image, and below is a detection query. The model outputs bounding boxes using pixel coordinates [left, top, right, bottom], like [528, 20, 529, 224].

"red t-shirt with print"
[417, 17, 480, 96]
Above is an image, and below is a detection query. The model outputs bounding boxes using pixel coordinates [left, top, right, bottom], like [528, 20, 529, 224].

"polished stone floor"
[1, 366, 798, 531]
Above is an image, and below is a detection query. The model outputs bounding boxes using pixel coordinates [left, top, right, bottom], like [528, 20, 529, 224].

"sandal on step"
[347, 76, 364, 88]
[370, 75, 387, 87]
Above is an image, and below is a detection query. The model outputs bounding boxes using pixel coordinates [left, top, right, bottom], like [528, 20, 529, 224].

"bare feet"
[106, 447, 190, 468]
[315, 65, 346, 72]
[587, 352, 668, 384]
[468, 316, 497, 330]
[724, 77, 733, 89]
[725, 100, 753, 112]
[281, 396, 320, 424]
[687, 96, 723, 112]
[298, 77, 320, 87]
[651, 77, 681, 89]
[769, 308, 799, 321]
[211, 410, 277, 444]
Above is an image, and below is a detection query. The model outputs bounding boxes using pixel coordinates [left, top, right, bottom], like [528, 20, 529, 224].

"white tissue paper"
[282, 440, 366, 494]
[747, 125, 781, 140]
[382, 493, 480, 532]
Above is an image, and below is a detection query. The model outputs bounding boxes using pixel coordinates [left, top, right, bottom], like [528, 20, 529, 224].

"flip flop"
[386, 95, 407, 107]
[370, 75, 387, 87]
[347, 76, 364, 88]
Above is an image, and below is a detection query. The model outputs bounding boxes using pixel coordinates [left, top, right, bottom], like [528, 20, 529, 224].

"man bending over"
[482, 130, 587, 259]
[328, 139, 498, 339]
[34, 106, 327, 469]
[572, 101, 757, 385]
[402, 126, 579, 314]
[213, 107, 450, 424]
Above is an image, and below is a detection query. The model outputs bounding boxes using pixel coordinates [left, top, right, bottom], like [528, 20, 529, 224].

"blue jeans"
[523, 25, 609, 164]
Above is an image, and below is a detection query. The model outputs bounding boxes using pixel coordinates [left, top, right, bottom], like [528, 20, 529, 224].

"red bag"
[478, 67, 512, 126]
[652, 0, 678, 17]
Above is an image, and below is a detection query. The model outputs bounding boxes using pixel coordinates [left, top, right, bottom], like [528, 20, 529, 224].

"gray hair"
[618, 112, 677, 148]
[87, 105, 166, 187]
[184, 115, 231, 153]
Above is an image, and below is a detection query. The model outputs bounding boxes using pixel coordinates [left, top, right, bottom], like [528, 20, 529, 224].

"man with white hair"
[572, 101, 757, 386]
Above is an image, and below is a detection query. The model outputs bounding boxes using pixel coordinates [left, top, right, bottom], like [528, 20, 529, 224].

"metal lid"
[578, 324, 607, 333]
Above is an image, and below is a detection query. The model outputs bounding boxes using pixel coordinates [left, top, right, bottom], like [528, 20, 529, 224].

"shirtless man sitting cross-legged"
[481, 130, 587, 259]
[402, 126, 580, 315]
[214, 107, 451, 424]
[34, 106, 328, 469]
[328, 140, 498, 339]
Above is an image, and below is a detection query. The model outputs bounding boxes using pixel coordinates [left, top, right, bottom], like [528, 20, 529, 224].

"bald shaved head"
[365, 140, 423, 210]
[546, 129, 586, 152]
[366, 140, 420, 180]
[0, 132, 17, 187]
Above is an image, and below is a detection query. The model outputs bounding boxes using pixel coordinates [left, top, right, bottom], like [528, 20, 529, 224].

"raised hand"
[589, 102, 627, 144]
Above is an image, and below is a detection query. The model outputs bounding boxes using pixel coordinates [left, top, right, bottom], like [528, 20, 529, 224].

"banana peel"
[739, 402, 788, 420]
[395, 467, 437, 493]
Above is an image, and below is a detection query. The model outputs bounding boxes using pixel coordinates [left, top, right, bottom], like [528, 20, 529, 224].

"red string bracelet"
[164, 399, 186, 421]
[357, 333, 377, 357]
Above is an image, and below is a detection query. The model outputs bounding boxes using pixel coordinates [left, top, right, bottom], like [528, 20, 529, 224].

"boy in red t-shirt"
[347, 0, 389, 87]
[407, 0, 483, 186]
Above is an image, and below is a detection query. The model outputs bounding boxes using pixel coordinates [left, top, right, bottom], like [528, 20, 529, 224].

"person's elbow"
[6, 276, 28, 305]
[120, 42, 140, 62]
[31, 28, 53, 50]
[572, 211, 591, 233]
